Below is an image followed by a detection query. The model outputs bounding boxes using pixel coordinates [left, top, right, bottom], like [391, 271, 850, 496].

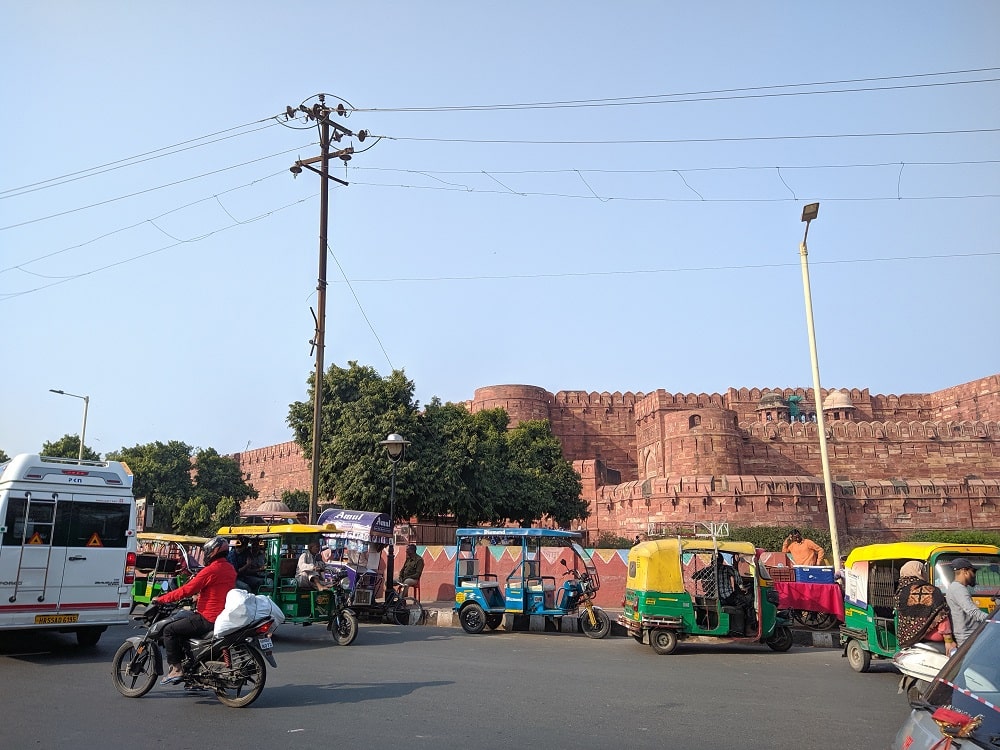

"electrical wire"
[381, 127, 1000, 146]
[327, 243, 394, 371]
[0, 147, 311, 232]
[353, 67, 1000, 113]
[0, 118, 283, 198]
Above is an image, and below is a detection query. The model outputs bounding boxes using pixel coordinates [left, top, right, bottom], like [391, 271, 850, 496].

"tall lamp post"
[798, 203, 842, 568]
[49, 389, 90, 461]
[380, 433, 410, 598]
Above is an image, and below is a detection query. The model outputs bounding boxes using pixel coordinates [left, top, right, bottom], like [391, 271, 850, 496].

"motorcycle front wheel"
[331, 611, 359, 645]
[214, 643, 267, 708]
[579, 607, 612, 639]
[111, 639, 157, 698]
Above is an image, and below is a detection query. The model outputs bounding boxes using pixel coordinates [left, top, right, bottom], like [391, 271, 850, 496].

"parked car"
[892, 607, 1000, 749]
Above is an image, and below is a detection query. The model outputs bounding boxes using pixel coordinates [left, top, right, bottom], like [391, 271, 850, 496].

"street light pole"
[49, 389, 90, 461]
[797, 203, 842, 569]
[380, 433, 410, 599]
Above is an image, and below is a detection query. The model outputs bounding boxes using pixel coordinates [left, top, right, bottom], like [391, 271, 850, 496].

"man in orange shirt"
[782, 529, 825, 566]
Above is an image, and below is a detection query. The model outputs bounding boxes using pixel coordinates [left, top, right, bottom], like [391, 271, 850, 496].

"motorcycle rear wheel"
[111, 640, 157, 698]
[214, 643, 267, 708]
[331, 611, 359, 645]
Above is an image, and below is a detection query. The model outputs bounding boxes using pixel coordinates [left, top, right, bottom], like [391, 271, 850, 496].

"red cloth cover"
[773, 581, 845, 620]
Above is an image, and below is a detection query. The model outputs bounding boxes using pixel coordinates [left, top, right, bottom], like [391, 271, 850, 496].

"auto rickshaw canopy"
[627, 538, 758, 593]
[845, 542, 1000, 567]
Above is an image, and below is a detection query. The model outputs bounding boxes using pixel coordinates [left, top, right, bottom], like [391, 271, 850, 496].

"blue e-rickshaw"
[453, 528, 611, 638]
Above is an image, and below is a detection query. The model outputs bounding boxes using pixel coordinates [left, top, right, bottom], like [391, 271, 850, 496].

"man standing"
[945, 557, 988, 646]
[782, 529, 825, 566]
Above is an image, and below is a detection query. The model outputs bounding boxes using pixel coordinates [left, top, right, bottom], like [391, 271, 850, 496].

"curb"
[419, 603, 839, 647]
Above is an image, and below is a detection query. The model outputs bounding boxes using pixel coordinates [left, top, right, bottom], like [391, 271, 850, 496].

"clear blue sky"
[2, 2, 998, 458]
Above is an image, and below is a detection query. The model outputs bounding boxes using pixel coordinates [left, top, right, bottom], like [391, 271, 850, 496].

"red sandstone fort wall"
[235, 375, 1000, 536]
[233, 441, 311, 508]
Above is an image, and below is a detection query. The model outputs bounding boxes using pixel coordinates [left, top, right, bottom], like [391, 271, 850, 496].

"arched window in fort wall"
[689, 414, 701, 429]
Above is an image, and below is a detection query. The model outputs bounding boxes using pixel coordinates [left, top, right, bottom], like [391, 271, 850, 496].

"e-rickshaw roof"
[845, 541, 1000, 566]
[317, 509, 392, 544]
[456, 528, 582, 540]
[217, 523, 340, 537]
[137, 533, 211, 545]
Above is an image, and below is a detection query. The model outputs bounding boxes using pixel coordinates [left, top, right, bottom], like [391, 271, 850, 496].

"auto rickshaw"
[216, 522, 360, 645]
[130, 533, 208, 610]
[840, 541, 1000, 672]
[453, 528, 612, 638]
[619, 535, 793, 654]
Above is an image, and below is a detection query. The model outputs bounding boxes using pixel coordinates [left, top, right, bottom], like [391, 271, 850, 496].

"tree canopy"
[287, 361, 588, 528]
[41, 434, 101, 461]
[105, 441, 257, 535]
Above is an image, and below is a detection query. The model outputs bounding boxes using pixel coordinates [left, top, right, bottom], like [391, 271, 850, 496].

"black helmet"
[203, 536, 230, 561]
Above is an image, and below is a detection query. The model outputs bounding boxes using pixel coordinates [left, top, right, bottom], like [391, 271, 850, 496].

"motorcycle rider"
[153, 536, 237, 685]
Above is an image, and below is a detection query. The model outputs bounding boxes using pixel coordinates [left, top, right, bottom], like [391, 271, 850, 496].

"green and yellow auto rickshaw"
[620, 537, 793, 654]
[217, 522, 360, 645]
[130, 533, 208, 611]
[840, 541, 1000, 672]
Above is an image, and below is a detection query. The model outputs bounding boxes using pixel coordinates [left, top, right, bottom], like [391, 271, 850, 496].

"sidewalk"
[417, 600, 840, 647]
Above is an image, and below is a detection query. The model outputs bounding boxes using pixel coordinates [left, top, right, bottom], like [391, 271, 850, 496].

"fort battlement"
[236, 374, 1000, 538]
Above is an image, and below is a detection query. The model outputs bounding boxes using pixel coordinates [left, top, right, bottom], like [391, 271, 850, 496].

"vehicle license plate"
[258, 637, 273, 650]
[35, 614, 79, 624]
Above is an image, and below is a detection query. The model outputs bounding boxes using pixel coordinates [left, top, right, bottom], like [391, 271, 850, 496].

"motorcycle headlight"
[339, 576, 352, 591]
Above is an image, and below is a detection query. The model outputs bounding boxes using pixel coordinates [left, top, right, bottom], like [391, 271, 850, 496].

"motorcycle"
[322, 568, 360, 645]
[893, 642, 950, 702]
[111, 598, 277, 708]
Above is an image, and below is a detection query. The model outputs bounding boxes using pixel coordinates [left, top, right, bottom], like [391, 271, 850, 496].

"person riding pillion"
[153, 536, 238, 685]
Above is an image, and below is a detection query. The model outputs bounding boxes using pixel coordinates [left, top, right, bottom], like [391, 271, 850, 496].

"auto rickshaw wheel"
[650, 629, 678, 655]
[459, 603, 487, 634]
[846, 639, 872, 672]
[485, 613, 503, 630]
[766, 624, 794, 652]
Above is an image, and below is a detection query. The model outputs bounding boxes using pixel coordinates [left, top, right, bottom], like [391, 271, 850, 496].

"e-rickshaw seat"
[279, 558, 297, 578]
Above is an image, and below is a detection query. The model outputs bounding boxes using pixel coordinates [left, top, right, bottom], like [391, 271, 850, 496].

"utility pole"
[285, 95, 372, 523]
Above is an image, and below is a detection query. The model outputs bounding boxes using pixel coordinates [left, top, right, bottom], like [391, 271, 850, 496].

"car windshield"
[921, 616, 1000, 744]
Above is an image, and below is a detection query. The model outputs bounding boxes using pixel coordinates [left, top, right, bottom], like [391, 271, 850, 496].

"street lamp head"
[49, 389, 65, 395]
[380, 433, 410, 463]
[801, 202, 820, 222]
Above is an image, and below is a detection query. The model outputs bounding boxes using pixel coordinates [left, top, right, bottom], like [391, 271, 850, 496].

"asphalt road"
[1, 621, 908, 749]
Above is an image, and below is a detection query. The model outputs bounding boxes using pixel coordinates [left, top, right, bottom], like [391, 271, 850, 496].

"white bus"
[0, 454, 137, 645]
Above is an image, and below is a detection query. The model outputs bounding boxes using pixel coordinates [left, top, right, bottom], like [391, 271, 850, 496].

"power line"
[331, 251, 1000, 285]
[354, 67, 1000, 113]
[381, 127, 1000, 146]
[0, 118, 283, 199]
[0, 147, 310, 232]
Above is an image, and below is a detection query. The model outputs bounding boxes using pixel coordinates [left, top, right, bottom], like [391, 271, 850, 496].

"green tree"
[288, 363, 589, 529]
[174, 496, 213, 536]
[106, 441, 195, 533]
[503, 419, 587, 528]
[193, 447, 257, 513]
[41, 434, 101, 461]
[281, 489, 311, 514]
[0, 449, 10, 463]
[213, 497, 242, 530]
[288, 361, 421, 516]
